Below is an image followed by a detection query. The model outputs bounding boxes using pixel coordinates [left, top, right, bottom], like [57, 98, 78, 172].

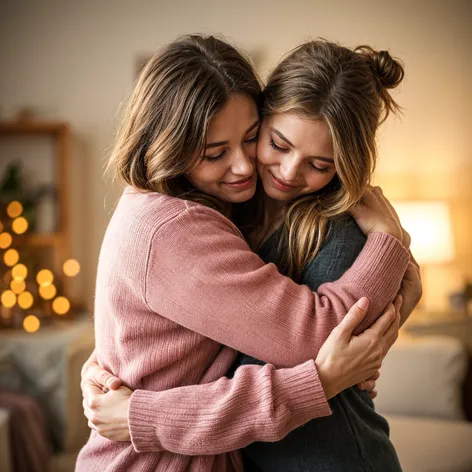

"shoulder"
[118, 188, 240, 238]
[325, 214, 366, 248]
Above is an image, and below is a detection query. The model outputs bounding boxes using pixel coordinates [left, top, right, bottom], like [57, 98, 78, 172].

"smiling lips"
[223, 173, 255, 189]
[270, 172, 299, 192]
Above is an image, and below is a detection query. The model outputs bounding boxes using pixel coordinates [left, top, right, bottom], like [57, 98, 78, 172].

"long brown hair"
[106, 34, 262, 216]
[257, 39, 404, 279]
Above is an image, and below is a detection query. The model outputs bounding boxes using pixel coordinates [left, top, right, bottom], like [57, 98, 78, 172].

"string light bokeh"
[0, 200, 80, 332]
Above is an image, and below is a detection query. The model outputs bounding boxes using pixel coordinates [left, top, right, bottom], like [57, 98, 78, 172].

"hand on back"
[315, 295, 402, 400]
[351, 186, 410, 247]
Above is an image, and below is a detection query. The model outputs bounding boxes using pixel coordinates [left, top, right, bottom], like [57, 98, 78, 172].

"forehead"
[207, 94, 258, 139]
[267, 112, 333, 158]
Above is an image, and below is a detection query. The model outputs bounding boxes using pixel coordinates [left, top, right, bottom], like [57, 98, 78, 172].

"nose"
[231, 147, 254, 176]
[280, 155, 300, 182]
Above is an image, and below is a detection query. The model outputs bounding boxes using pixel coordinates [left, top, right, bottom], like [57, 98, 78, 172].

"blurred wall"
[0, 0, 470, 311]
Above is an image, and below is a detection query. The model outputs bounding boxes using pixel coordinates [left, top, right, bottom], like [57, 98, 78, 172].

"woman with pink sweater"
[76, 35, 414, 472]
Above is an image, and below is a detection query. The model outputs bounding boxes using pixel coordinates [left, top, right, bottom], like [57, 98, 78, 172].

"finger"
[409, 251, 420, 271]
[82, 381, 106, 401]
[359, 379, 376, 392]
[369, 389, 378, 400]
[393, 294, 403, 313]
[336, 298, 370, 337]
[88, 420, 97, 431]
[365, 303, 395, 337]
[86, 366, 122, 390]
[366, 370, 380, 381]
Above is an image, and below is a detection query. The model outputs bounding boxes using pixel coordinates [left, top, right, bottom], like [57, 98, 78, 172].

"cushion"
[375, 335, 468, 420]
[385, 414, 472, 472]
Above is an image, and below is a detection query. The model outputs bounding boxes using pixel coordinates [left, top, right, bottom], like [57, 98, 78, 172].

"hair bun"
[355, 46, 404, 89]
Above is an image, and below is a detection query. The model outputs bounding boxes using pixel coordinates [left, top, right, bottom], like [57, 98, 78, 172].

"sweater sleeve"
[129, 360, 330, 454]
[145, 205, 409, 368]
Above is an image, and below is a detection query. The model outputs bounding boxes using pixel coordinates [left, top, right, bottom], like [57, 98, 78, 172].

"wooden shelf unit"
[0, 120, 72, 297]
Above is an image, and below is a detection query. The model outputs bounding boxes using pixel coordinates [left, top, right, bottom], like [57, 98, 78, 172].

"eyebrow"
[270, 126, 335, 164]
[206, 120, 260, 148]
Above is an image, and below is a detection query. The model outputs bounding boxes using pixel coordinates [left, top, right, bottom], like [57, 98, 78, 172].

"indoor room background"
[0, 1, 471, 471]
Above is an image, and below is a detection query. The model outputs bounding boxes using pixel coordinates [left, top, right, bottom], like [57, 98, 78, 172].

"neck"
[264, 195, 286, 223]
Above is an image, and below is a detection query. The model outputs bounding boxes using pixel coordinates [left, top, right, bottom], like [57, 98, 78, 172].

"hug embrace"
[76, 35, 422, 472]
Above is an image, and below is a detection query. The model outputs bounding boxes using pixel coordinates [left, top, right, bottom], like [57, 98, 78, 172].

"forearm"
[129, 361, 331, 454]
[148, 207, 410, 367]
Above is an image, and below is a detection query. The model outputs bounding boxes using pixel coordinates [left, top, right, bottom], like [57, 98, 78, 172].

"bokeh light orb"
[23, 315, 40, 333]
[7, 201, 23, 218]
[63, 259, 80, 277]
[18, 291, 34, 310]
[12, 264, 28, 281]
[0, 232, 12, 249]
[10, 280, 26, 294]
[1, 290, 16, 308]
[12, 217, 28, 235]
[4, 249, 19, 267]
[36, 269, 54, 287]
[52, 297, 70, 315]
[39, 284, 57, 300]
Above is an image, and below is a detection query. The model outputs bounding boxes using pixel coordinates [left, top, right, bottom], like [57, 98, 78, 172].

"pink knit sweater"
[75, 189, 409, 472]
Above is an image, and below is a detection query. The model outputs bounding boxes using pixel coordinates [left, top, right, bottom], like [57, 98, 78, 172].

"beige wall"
[0, 0, 470, 311]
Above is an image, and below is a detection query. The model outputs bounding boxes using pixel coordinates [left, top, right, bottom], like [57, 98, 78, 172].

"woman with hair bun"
[78, 36, 420, 472]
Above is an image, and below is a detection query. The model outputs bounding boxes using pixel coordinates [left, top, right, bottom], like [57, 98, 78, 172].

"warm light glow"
[0, 232, 12, 249]
[0, 221, 3, 232]
[39, 284, 57, 300]
[23, 315, 40, 333]
[63, 259, 80, 277]
[1, 290, 16, 308]
[52, 296, 70, 315]
[4, 249, 19, 267]
[12, 217, 28, 235]
[393, 201, 455, 264]
[12, 264, 27, 281]
[18, 291, 33, 310]
[36, 269, 54, 287]
[7, 201, 23, 218]
[10, 280, 26, 294]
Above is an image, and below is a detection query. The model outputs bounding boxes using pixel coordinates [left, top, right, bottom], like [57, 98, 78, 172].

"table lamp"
[392, 201, 455, 310]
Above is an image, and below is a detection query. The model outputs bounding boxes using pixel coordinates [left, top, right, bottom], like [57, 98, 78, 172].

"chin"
[262, 182, 295, 202]
[226, 187, 257, 203]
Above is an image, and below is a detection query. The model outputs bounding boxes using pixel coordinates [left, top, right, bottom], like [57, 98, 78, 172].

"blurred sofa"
[375, 334, 472, 472]
[0, 320, 94, 472]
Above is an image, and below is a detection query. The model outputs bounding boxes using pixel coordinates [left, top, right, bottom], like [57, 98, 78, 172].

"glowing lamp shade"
[392, 201, 455, 264]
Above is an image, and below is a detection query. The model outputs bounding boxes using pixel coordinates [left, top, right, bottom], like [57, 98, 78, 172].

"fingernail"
[357, 297, 369, 310]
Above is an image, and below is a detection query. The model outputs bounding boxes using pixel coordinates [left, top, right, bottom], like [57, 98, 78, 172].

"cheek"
[187, 163, 222, 190]
[257, 141, 278, 167]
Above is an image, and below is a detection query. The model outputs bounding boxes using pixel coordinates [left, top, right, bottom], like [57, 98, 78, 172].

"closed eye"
[269, 138, 288, 153]
[309, 162, 330, 173]
[204, 150, 227, 162]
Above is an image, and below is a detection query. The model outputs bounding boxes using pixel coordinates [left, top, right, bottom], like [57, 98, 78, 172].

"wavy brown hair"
[106, 34, 262, 216]
[256, 39, 404, 279]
